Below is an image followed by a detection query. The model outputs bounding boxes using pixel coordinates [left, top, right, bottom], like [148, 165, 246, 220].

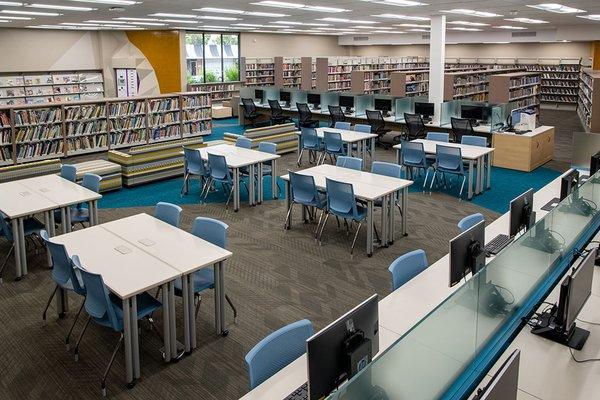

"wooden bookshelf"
[489, 71, 541, 115]
[578, 69, 600, 132]
[188, 81, 242, 102]
[64, 99, 108, 156]
[524, 62, 580, 107]
[274, 56, 312, 90]
[241, 57, 275, 86]
[390, 70, 429, 97]
[443, 67, 526, 102]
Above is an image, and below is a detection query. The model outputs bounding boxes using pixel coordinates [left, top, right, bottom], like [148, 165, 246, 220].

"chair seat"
[330, 204, 367, 221]
[59, 269, 84, 291]
[23, 217, 45, 235]
[173, 268, 215, 297]
[92, 292, 161, 332]
[70, 208, 90, 223]
[187, 161, 209, 176]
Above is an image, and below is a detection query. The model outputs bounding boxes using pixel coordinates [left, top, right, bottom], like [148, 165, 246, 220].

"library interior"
[3, 1, 600, 399]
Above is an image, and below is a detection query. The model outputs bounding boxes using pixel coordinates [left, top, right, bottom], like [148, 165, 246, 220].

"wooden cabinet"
[492, 126, 555, 172]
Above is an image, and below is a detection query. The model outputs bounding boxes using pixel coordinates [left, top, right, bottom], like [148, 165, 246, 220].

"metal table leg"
[487, 153, 492, 190]
[182, 274, 191, 353]
[401, 187, 408, 237]
[248, 164, 255, 207]
[366, 201, 374, 257]
[131, 295, 140, 379]
[258, 163, 264, 204]
[271, 159, 278, 199]
[168, 282, 176, 357]
[285, 180, 291, 227]
[214, 261, 226, 335]
[396, 147, 401, 165]
[161, 283, 171, 362]
[388, 193, 395, 243]
[475, 157, 483, 195]
[123, 297, 134, 385]
[61, 208, 68, 234]
[467, 161, 474, 200]
[18, 217, 27, 276]
[44, 211, 52, 267]
[233, 168, 240, 212]
[380, 194, 388, 247]
[188, 274, 197, 349]
[12, 218, 22, 279]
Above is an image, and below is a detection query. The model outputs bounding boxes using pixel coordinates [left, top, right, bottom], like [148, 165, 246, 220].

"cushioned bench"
[222, 123, 298, 154]
[108, 138, 205, 187]
[212, 105, 232, 119]
[0, 159, 61, 184]
[71, 160, 122, 192]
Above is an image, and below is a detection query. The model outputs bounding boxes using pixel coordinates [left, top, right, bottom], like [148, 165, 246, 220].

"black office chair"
[328, 105, 345, 128]
[241, 98, 261, 128]
[297, 102, 319, 128]
[404, 113, 427, 141]
[268, 99, 293, 125]
[366, 110, 400, 149]
[450, 117, 475, 143]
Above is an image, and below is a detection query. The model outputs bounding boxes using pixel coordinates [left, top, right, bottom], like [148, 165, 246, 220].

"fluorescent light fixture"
[371, 30, 404, 33]
[150, 12, 198, 18]
[0, 9, 60, 15]
[251, 1, 349, 12]
[195, 7, 245, 14]
[271, 20, 329, 26]
[407, 28, 428, 31]
[449, 27, 482, 31]
[441, 9, 502, 17]
[27, 3, 95, 11]
[372, 13, 429, 20]
[233, 23, 265, 27]
[362, 0, 426, 5]
[527, 3, 584, 14]
[447, 20, 489, 26]
[201, 25, 230, 29]
[127, 21, 166, 26]
[505, 17, 548, 24]
[67, 0, 139, 4]
[0, 1, 22, 5]
[305, 6, 348, 12]
[0, 19, 9, 21]
[86, 19, 119, 23]
[117, 17, 160, 21]
[395, 23, 428, 27]
[319, 17, 377, 23]
[60, 21, 100, 25]
[578, 15, 600, 21]
[198, 15, 240, 21]
[353, 25, 378, 29]
[494, 25, 527, 30]
[0, 15, 32, 19]
[160, 19, 198, 24]
[246, 11, 287, 17]
[317, 27, 356, 31]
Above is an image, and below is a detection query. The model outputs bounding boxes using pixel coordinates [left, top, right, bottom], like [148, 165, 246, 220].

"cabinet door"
[541, 130, 555, 162]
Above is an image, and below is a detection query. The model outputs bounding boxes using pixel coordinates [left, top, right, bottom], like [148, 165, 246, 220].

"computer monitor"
[449, 220, 485, 287]
[560, 169, 580, 201]
[254, 89, 264, 102]
[307, 294, 379, 400]
[280, 91, 291, 104]
[509, 189, 535, 237]
[461, 105, 485, 121]
[472, 349, 520, 400]
[374, 98, 392, 113]
[307, 93, 321, 109]
[414, 102, 434, 118]
[339, 96, 354, 110]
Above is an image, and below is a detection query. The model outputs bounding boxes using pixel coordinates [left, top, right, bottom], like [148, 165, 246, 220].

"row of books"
[148, 98, 179, 113]
[512, 98, 540, 110]
[66, 120, 107, 137]
[68, 135, 108, 153]
[1, 130, 11, 145]
[541, 80, 578, 88]
[543, 88, 578, 96]
[110, 116, 145, 132]
[0, 72, 103, 87]
[149, 113, 179, 126]
[65, 104, 106, 121]
[246, 72, 275, 78]
[541, 73, 579, 81]
[110, 131, 146, 147]
[14, 108, 61, 125]
[182, 95, 211, 109]
[509, 75, 540, 88]
[454, 84, 488, 97]
[17, 140, 63, 160]
[15, 125, 62, 143]
[541, 95, 578, 103]
[328, 81, 352, 91]
[0, 112, 9, 127]
[245, 63, 274, 71]
[150, 126, 180, 141]
[525, 65, 580, 73]
[245, 77, 275, 86]
[109, 101, 145, 117]
[183, 108, 211, 121]
[406, 83, 429, 95]
[509, 87, 540, 101]
[0, 146, 11, 163]
[183, 120, 211, 136]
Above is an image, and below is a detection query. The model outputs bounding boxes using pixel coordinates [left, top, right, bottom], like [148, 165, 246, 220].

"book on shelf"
[182, 120, 211, 136]
[183, 107, 211, 122]
[148, 97, 179, 113]
[14, 107, 61, 125]
[1, 130, 11, 145]
[182, 94, 210, 109]
[110, 115, 145, 131]
[66, 120, 107, 137]
[0, 111, 10, 127]
[15, 124, 62, 142]
[148, 112, 179, 127]
[68, 134, 108, 154]
[65, 104, 106, 120]
[150, 125, 180, 141]
[109, 100, 145, 117]
[0, 146, 12, 163]
[17, 139, 64, 160]
[110, 130, 146, 147]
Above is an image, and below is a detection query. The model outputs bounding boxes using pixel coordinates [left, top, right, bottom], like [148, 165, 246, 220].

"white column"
[429, 14, 446, 125]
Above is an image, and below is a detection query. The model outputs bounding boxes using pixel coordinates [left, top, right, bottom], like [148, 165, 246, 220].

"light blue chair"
[258, 141, 281, 197]
[61, 164, 77, 182]
[400, 140, 431, 187]
[388, 249, 429, 291]
[431, 144, 469, 197]
[236, 137, 252, 149]
[245, 319, 313, 389]
[462, 135, 489, 188]
[319, 178, 369, 255]
[297, 127, 322, 166]
[73, 259, 162, 396]
[458, 213, 485, 232]
[154, 202, 182, 227]
[336, 156, 363, 171]
[40, 230, 86, 349]
[353, 124, 373, 156]
[371, 161, 404, 223]
[182, 147, 210, 196]
[69, 173, 102, 227]
[320, 131, 345, 165]
[334, 121, 351, 130]
[206, 153, 248, 207]
[286, 171, 327, 233]
[426, 132, 450, 142]
[0, 212, 44, 282]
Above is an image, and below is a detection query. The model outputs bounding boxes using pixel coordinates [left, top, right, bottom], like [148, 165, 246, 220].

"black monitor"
[472, 349, 520, 400]
[414, 102, 434, 118]
[307, 294, 379, 400]
[254, 89, 264, 102]
[339, 96, 354, 109]
[461, 105, 485, 121]
[449, 220, 485, 287]
[307, 93, 321, 109]
[560, 168, 580, 201]
[509, 189, 535, 237]
[280, 91, 291, 104]
[374, 98, 392, 113]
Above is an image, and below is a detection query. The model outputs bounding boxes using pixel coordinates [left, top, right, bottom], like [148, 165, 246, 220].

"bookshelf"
[13, 104, 64, 163]
[0, 70, 104, 106]
[314, 57, 362, 92]
[527, 63, 581, 107]
[489, 71, 541, 115]
[349, 58, 429, 94]
[390, 70, 429, 97]
[578, 69, 600, 132]
[241, 57, 275, 86]
[274, 57, 312, 90]
[64, 100, 108, 156]
[147, 95, 180, 144]
[181, 92, 212, 138]
[443, 67, 525, 102]
[108, 98, 147, 149]
[0, 109, 12, 165]
[188, 81, 242, 102]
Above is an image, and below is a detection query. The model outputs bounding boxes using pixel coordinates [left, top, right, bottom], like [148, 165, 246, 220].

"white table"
[394, 139, 495, 200]
[281, 164, 413, 256]
[302, 127, 378, 168]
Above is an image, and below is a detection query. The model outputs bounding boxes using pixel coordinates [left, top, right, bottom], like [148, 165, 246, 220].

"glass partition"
[321, 92, 340, 114]
[264, 87, 279, 102]
[239, 86, 255, 102]
[290, 90, 307, 110]
[490, 103, 508, 131]
[440, 100, 460, 127]
[331, 172, 600, 400]
[355, 95, 374, 117]
[394, 98, 413, 122]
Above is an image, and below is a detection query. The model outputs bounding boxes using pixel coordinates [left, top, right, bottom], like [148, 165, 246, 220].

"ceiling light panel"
[447, 20, 489, 26]
[395, 23, 428, 27]
[449, 27, 482, 31]
[527, 3, 585, 14]
[577, 15, 600, 21]
[441, 9, 502, 17]
[0, 15, 32, 19]
[198, 15, 240, 21]
[494, 25, 527, 29]
[361, 0, 426, 5]
[27, 3, 95, 11]
[0, 9, 60, 15]
[150, 12, 198, 18]
[372, 13, 429, 20]
[251, 1, 349, 12]
[271, 20, 329, 26]
[505, 17, 548, 24]
[0, 1, 22, 5]
[67, 0, 139, 4]
[319, 17, 377, 23]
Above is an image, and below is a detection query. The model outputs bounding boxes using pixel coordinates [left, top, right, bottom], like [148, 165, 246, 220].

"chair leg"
[74, 316, 91, 361]
[297, 148, 305, 166]
[284, 201, 295, 230]
[0, 244, 14, 283]
[315, 209, 325, 238]
[225, 185, 234, 208]
[42, 284, 59, 326]
[318, 212, 330, 244]
[430, 171, 436, 190]
[194, 295, 202, 318]
[180, 172, 189, 195]
[203, 178, 214, 199]
[65, 299, 85, 351]
[423, 169, 430, 189]
[101, 333, 124, 397]
[459, 175, 466, 197]
[225, 294, 237, 322]
[350, 222, 363, 255]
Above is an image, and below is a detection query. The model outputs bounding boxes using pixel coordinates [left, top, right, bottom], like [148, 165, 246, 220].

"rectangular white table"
[394, 139, 495, 200]
[311, 127, 378, 168]
[281, 164, 413, 256]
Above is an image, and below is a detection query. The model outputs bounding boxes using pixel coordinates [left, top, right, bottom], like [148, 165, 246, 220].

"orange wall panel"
[126, 30, 181, 93]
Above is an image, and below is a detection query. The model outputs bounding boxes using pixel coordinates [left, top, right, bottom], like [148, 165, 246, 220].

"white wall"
[240, 33, 348, 57]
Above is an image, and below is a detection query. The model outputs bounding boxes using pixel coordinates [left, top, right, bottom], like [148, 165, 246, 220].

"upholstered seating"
[223, 123, 298, 154]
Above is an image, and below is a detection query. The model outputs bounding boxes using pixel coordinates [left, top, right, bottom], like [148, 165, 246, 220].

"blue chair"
[426, 132, 449, 142]
[400, 141, 431, 188]
[172, 217, 237, 323]
[319, 178, 369, 255]
[40, 230, 86, 349]
[388, 249, 429, 291]
[371, 161, 404, 220]
[61, 164, 77, 182]
[68, 173, 102, 227]
[458, 213, 484, 232]
[431, 144, 469, 197]
[336, 156, 363, 171]
[258, 142, 281, 197]
[236, 137, 252, 149]
[334, 121, 351, 130]
[462, 135, 489, 187]
[352, 124, 373, 157]
[286, 171, 327, 233]
[320, 131, 345, 165]
[245, 319, 313, 389]
[0, 212, 44, 283]
[182, 147, 210, 196]
[154, 202, 182, 227]
[297, 127, 322, 166]
[73, 259, 162, 396]
[206, 153, 249, 207]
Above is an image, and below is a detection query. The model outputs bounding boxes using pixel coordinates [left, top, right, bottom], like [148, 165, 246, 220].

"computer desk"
[240, 170, 570, 399]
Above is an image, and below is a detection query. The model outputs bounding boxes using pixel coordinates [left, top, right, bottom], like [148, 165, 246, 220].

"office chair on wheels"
[450, 117, 475, 143]
[328, 105, 346, 128]
[366, 109, 399, 149]
[296, 102, 319, 128]
[404, 113, 427, 140]
[241, 98, 261, 128]
[268, 99, 293, 125]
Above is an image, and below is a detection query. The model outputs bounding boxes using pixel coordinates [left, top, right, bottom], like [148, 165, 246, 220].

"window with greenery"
[185, 32, 240, 85]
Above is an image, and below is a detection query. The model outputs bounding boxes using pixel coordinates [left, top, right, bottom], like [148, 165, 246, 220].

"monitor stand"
[522, 224, 562, 254]
[470, 119, 480, 127]
[344, 107, 353, 115]
[531, 307, 590, 350]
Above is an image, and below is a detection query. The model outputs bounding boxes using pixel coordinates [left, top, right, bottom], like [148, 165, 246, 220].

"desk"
[394, 139, 495, 200]
[311, 127, 378, 167]
[281, 164, 413, 256]
[492, 126, 555, 172]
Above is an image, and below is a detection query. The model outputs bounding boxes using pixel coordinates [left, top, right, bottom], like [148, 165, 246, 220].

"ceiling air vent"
[422, 34, 430, 39]
[512, 31, 537, 38]
[353, 36, 369, 42]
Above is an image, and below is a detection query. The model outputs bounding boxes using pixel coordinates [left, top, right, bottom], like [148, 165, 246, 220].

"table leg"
[131, 295, 140, 379]
[380, 195, 388, 247]
[233, 168, 240, 212]
[271, 159, 278, 199]
[486, 154, 492, 190]
[123, 297, 134, 385]
[218, 261, 225, 334]
[61, 208, 68, 234]
[161, 283, 171, 362]
[182, 274, 190, 353]
[476, 157, 483, 195]
[388, 193, 395, 244]
[214, 261, 226, 335]
[44, 211, 52, 267]
[188, 273, 197, 350]
[396, 148, 401, 165]
[18, 217, 27, 276]
[468, 161, 474, 200]
[401, 187, 408, 237]
[367, 201, 374, 257]
[168, 282, 176, 357]
[258, 163, 264, 204]
[248, 164, 255, 207]
[285, 180, 291, 226]
[11, 219, 21, 280]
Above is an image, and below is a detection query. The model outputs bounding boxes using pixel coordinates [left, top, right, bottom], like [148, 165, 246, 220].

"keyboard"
[284, 382, 308, 400]
[484, 234, 513, 256]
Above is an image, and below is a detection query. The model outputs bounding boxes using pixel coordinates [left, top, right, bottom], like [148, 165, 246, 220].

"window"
[185, 32, 240, 84]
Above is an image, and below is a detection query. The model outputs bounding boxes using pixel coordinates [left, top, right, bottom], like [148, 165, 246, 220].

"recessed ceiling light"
[494, 25, 527, 30]
[246, 11, 287, 17]
[395, 23, 428, 27]
[67, 0, 139, 5]
[117, 17, 160, 21]
[150, 12, 198, 18]
[372, 13, 429, 20]
[0, 1, 22, 5]
[447, 20, 489, 26]
[505, 17, 548, 24]
[271, 20, 329, 26]
[198, 15, 240, 21]
[195, 7, 245, 14]
[449, 27, 482, 31]
[0, 15, 32, 19]
[27, 3, 95, 11]
[527, 3, 585, 14]
[362, 0, 426, 5]
[0, 9, 60, 15]
[251, 1, 349, 12]
[371, 30, 404, 33]
[160, 19, 198, 24]
[316, 27, 355, 31]
[441, 9, 502, 17]
[319, 17, 377, 23]
[233, 23, 265, 27]
[577, 15, 600, 21]
[407, 28, 428, 31]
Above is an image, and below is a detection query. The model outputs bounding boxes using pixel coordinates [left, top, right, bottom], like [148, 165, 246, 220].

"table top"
[313, 127, 378, 143]
[281, 164, 413, 201]
[196, 144, 280, 169]
[0, 180, 58, 218]
[393, 139, 495, 160]
[492, 125, 554, 138]
[21, 174, 102, 206]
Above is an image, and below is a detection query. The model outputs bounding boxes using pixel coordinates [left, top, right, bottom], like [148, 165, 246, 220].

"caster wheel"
[101, 388, 107, 397]
[126, 382, 136, 390]
[368, 254, 373, 258]
[221, 330, 229, 337]
[390, 240, 395, 244]
[14, 277, 22, 282]
[74, 353, 79, 362]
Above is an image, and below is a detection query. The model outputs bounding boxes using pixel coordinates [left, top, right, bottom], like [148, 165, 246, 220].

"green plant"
[205, 70, 218, 82]
[224, 66, 239, 82]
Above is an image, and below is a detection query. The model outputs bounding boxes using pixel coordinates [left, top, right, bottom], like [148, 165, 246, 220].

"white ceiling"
[1, 0, 600, 36]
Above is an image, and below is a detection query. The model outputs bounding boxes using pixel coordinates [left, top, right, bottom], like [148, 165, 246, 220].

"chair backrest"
[458, 213, 485, 232]
[371, 161, 402, 179]
[300, 127, 319, 148]
[268, 99, 283, 117]
[245, 319, 313, 389]
[236, 137, 252, 149]
[388, 249, 429, 291]
[326, 178, 358, 217]
[40, 230, 85, 295]
[289, 171, 320, 205]
[208, 153, 231, 182]
[451, 117, 474, 143]
[436, 144, 463, 172]
[328, 105, 345, 124]
[336, 156, 363, 171]
[241, 98, 257, 116]
[323, 131, 343, 152]
[461, 135, 487, 147]
[296, 103, 312, 122]
[183, 146, 207, 175]
[334, 121, 351, 130]
[400, 140, 426, 167]
[61, 164, 77, 182]
[191, 217, 228, 248]
[366, 110, 384, 132]
[404, 113, 426, 140]
[354, 124, 371, 134]
[154, 202, 182, 227]
[426, 132, 449, 142]
[258, 141, 277, 155]
[81, 173, 102, 193]
[0, 212, 13, 242]
[74, 259, 120, 331]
